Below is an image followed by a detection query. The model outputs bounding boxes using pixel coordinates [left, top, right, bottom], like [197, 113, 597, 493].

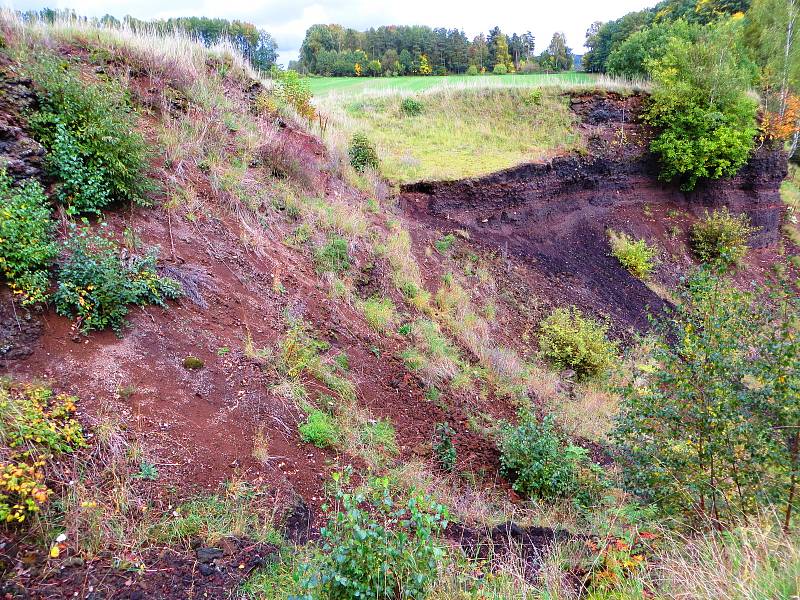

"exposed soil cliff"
[401, 93, 789, 332]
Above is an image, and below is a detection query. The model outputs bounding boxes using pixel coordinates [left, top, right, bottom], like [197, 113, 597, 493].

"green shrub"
[466, 64, 479, 76]
[359, 419, 398, 455]
[314, 236, 350, 274]
[54, 229, 182, 334]
[608, 230, 658, 279]
[538, 307, 618, 379]
[493, 63, 508, 75]
[0, 171, 58, 305]
[433, 422, 456, 472]
[301, 474, 447, 599]
[182, 356, 204, 370]
[299, 410, 340, 448]
[689, 208, 756, 266]
[362, 296, 396, 332]
[348, 133, 379, 172]
[500, 414, 603, 506]
[400, 97, 423, 116]
[26, 54, 153, 214]
[273, 69, 315, 120]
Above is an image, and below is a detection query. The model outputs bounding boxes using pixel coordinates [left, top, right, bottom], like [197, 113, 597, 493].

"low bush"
[300, 473, 447, 599]
[608, 230, 658, 279]
[538, 307, 618, 380]
[400, 97, 423, 116]
[26, 54, 153, 214]
[348, 133, 379, 172]
[434, 233, 456, 254]
[299, 410, 340, 448]
[0, 380, 85, 525]
[54, 229, 182, 334]
[689, 208, 756, 266]
[314, 236, 351, 274]
[493, 63, 508, 75]
[500, 414, 604, 506]
[0, 171, 58, 305]
[466, 64, 479, 76]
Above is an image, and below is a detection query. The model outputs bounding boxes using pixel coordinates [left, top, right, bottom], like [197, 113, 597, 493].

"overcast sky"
[7, 0, 656, 66]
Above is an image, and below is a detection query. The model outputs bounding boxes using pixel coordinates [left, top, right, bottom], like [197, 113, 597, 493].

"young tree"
[614, 270, 799, 527]
[546, 32, 573, 71]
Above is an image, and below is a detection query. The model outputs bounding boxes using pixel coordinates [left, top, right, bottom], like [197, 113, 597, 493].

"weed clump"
[538, 307, 618, 380]
[0, 380, 85, 524]
[433, 422, 456, 472]
[0, 171, 58, 306]
[26, 54, 153, 214]
[361, 296, 396, 332]
[608, 230, 658, 279]
[400, 97, 423, 116]
[348, 132, 379, 172]
[314, 236, 350, 274]
[301, 473, 447, 599]
[299, 410, 340, 448]
[690, 207, 756, 267]
[54, 228, 182, 334]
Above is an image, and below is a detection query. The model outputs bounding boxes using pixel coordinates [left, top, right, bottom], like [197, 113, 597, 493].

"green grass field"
[308, 72, 595, 97]
[317, 87, 583, 183]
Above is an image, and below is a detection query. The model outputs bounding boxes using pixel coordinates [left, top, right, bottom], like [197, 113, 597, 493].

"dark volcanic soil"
[400, 93, 789, 333]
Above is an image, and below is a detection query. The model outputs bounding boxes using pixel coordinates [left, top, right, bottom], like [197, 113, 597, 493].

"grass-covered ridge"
[319, 87, 583, 183]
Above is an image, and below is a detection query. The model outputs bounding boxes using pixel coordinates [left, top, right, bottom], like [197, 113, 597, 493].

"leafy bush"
[614, 271, 800, 526]
[500, 414, 603, 506]
[493, 63, 508, 75]
[299, 410, 340, 448]
[0, 380, 85, 524]
[400, 97, 423, 116]
[689, 208, 756, 266]
[433, 422, 456, 472]
[26, 54, 153, 214]
[644, 20, 757, 191]
[300, 474, 447, 599]
[538, 307, 618, 380]
[54, 229, 182, 334]
[0, 171, 58, 305]
[466, 64, 479, 76]
[608, 230, 658, 279]
[348, 133, 379, 172]
[314, 236, 350, 274]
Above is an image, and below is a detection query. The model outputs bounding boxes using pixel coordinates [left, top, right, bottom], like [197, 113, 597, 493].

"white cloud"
[8, 0, 655, 66]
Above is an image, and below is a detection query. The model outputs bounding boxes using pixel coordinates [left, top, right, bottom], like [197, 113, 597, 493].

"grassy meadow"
[307, 72, 595, 96]
[315, 86, 585, 183]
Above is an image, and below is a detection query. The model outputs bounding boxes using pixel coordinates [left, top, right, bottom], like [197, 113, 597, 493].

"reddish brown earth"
[0, 63, 794, 598]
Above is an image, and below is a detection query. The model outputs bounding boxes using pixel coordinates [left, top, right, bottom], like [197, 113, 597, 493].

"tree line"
[17, 9, 279, 71]
[296, 24, 574, 77]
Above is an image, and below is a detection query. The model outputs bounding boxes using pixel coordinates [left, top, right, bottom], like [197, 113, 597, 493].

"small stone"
[199, 563, 215, 577]
[196, 547, 223, 563]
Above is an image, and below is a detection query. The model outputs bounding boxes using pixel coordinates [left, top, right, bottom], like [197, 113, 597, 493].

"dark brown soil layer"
[400, 93, 788, 332]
